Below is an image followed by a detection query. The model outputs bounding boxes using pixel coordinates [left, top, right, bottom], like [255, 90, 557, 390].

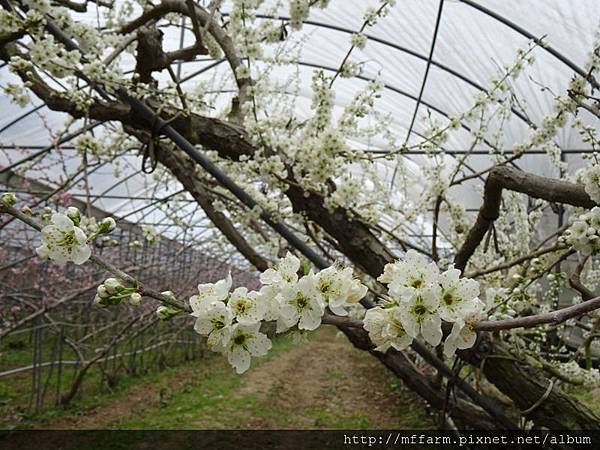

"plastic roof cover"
[1, 0, 599, 245]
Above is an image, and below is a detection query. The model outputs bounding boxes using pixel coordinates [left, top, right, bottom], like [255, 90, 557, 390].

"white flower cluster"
[564, 207, 600, 255]
[189, 253, 367, 373]
[554, 361, 600, 389]
[35, 206, 115, 265]
[289, 0, 310, 30]
[94, 278, 141, 307]
[3, 83, 30, 107]
[0, 9, 22, 34]
[350, 33, 367, 50]
[367, 250, 486, 357]
[581, 165, 600, 204]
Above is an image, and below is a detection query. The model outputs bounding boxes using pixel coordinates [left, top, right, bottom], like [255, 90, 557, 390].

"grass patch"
[109, 333, 302, 429]
[0, 328, 205, 429]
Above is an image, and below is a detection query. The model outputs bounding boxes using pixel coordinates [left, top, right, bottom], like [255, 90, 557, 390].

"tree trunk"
[460, 338, 600, 429]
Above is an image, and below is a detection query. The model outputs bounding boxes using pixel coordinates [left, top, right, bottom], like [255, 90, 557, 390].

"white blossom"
[279, 273, 325, 331]
[363, 306, 413, 352]
[565, 208, 600, 255]
[189, 273, 233, 313]
[229, 287, 265, 325]
[36, 213, 91, 265]
[437, 267, 480, 321]
[315, 266, 367, 316]
[225, 323, 272, 374]
[379, 250, 440, 301]
[260, 251, 300, 286]
[443, 300, 485, 357]
[582, 165, 600, 204]
[193, 300, 234, 352]
[485, 287, 508, 310]
[398, 288, 442, 346]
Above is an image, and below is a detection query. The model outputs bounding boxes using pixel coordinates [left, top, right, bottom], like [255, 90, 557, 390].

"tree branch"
[455, 165, 595, 272]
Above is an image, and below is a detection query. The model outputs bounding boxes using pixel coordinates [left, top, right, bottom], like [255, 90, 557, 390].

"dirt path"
[43, 327, 430, 429]
[228, 327, 428, 429]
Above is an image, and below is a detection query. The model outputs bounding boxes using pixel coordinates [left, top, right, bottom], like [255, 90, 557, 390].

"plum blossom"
[485, 287, 508, 310]
[279, 273, 325, 331]
[189, 273, 232, 313]
[363, 306, 413, 352]
[254, 284, 283, 321]
[257, 252, 302, 325]
[226, 323, 272, 374]
[36, 213, 91, 265]
[260, 252, 301, 287]
[437, 266, 480, 321]
[564, 208, 600, 255]
[443, 300, 486, 357]
[379, 249, 440, 301]
[193, 301, 234, 352]
[315, 266, 367, 316]
[582, 164, 600, 204]
[398, 289, 443, 346]
[228, 287, 265, 325]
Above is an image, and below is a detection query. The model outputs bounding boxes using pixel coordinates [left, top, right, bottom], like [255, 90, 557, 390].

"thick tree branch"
[0, 42, 254, 160]
[118, 0, 250, 110]
[143, 134, 271, 272]
[134, 26, 207, 84]
[455, 166, 595, 272]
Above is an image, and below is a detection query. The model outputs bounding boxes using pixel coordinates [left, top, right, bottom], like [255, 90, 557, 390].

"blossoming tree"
[2, 0, 600, 430]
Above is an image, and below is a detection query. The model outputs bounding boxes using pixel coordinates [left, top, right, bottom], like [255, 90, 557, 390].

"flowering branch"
[455, 165, 595, 272]
[0, 198, 190, 312]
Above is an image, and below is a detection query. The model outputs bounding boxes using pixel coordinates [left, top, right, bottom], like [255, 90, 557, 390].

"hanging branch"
[454, 165, 595, 272]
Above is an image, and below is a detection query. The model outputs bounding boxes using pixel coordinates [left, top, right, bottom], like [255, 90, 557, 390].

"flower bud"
[161, 290, 176, 301]
[97, 284, 109, 299]
[93, 294, 107, 307]
[98, 217, 116, 234]
[156, 305, 178, 320]
[66, 207, 81, 225]
[104, 278, 121, 294]
[129, 292, 142, 306]
[1, 192, 17, 206]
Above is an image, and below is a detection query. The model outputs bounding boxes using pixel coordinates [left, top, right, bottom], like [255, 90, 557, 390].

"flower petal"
[420, 313, 442, 346]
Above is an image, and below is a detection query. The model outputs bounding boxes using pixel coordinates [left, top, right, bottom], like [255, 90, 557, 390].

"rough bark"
[285, 184, 395, 278]
[460, 337, 600, 430]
